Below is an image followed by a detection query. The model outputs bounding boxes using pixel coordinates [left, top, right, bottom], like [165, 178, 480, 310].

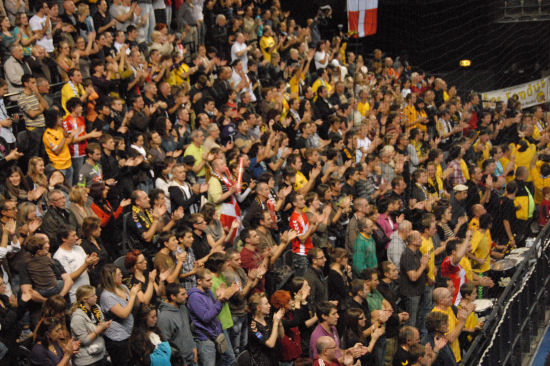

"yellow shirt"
[512, 141, 537, 178]
[61, 82, 85, 116]
[357, 101, 370, 117]
[259, 35, 275, 62]
[431, 306, 461, 362]
[470, 229, 491, 273]
[460, 159, 470, 181]
[468, 217, 479, 232]
[403, 104, 417, 129]
[531, 161, 550, 204]
[43, 127, 72, 170]
[420, 236, 435, 282]
[294, 170, 308, 192]
[184, 143, 206, 177]
[168, 62, 190, 87]
[459, 256, 473, 282]
[459, 303, 480, 342]
[311, 78, 333, 95]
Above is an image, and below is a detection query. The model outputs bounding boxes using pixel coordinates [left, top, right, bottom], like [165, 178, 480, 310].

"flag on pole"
[347, 0, 378, 38]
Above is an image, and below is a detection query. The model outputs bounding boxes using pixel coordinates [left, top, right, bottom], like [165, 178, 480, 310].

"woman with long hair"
[248, 292, 285, 366]
[129, 304, 171, 366]
[30, 317, 81, 366]
[34, 295, 70, 344]
[0, 16, 18, 58]
[68, 186, 98, 226]
[99, 264, 140, 366]
[24, 156, 48, 211]
[3, 166, 30, 203]
[89, 182, 131, 255]
[201, 202, 235, 249]
[16, 201, 41, 239]
[124, 249, 163, 305]
[81, 217, 111, 287]
[70, 285, 112, 366]
[327, 248, 352, 308]
[340, 308, 384, 365]
[13, 12, 35, 56]
[56, 41, 77, 81]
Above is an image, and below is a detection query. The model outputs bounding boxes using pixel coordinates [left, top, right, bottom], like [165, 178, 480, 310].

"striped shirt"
[17, 92, 45, 129]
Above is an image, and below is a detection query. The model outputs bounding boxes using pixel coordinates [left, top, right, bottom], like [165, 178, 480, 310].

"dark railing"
[462, 223, 550, 365]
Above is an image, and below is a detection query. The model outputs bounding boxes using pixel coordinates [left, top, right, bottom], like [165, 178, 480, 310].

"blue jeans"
[196, 331, 235, 366]
[60, 165, 74, 186]
[402, 295, 421, 328]
[230, 314, 248, 355]
[292, 253, 309, 277]
[71, 156, 85, 186]
[418, 285, 433, 343]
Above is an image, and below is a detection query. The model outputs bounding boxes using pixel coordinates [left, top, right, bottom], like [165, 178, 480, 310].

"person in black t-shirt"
[398, 230, 429, 329]
[393, 326, 420, 366]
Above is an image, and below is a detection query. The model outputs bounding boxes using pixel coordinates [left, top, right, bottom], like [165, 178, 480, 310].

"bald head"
[433, 287, 451, 305]
[316, 336, 336, 355]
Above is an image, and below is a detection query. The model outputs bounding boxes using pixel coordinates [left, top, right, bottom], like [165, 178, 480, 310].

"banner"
[482, 77, 550, 109]
[348, 0, 378, 38]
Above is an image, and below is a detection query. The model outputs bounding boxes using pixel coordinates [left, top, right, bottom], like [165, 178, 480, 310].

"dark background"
[281, 0, 550, 96]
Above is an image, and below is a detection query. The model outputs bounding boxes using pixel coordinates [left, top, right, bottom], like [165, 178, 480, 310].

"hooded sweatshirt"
[157, 300, 197, 364]
[186, 287, 223, 341]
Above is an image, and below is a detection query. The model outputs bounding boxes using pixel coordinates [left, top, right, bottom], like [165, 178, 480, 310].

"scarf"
[132, 205, 154, 229]
[78, 302, 102, 324]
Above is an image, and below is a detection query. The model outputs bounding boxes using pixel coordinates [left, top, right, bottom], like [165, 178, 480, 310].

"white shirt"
[29, 14, 54, 52]
[0, 239, 20, 297]
[230, 69, 256, 102]
[54, 245, 89, 303]
[356, 136, 372, 163]
[314, 50, 328, 69]
[231, 41, 248, 72]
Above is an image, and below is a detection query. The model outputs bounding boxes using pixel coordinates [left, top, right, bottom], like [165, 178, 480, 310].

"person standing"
[157, 283, 198, 366]
[186, 268, 235, 366]
[399, 231, 429, 329]
[289, 192, 318, 277]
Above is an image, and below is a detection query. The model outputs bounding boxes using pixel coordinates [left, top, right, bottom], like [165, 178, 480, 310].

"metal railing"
[462, 223, 550, 365]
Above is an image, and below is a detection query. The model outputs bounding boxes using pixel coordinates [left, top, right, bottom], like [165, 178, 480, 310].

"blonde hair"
[71, 285, 96, 313]
[27, 157, 48, 187]
[69, 186, 88, 205]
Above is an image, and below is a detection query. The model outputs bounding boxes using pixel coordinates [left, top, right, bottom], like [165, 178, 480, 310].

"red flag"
[348, 0, 378, 37]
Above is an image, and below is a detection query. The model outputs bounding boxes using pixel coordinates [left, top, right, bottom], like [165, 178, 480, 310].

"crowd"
[0, 0, 546, 365]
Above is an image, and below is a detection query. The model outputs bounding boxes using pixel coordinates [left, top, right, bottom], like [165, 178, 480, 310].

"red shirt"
[289, 211, 313, 255]
[240, 246, 265, 292]
[63, 114, 87, 157]
[440, 256, 467, 305]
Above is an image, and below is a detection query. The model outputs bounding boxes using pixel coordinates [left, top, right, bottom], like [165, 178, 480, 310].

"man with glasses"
[41, 190, 79, 252]
[303, 247, 328, 306]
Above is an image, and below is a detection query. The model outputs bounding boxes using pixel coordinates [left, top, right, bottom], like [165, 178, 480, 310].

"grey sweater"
[70, 307, 106, 366]
[157, 300, 197, 365]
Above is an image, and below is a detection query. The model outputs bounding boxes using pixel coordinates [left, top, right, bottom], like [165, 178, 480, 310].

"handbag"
[214, 333, 229, 354]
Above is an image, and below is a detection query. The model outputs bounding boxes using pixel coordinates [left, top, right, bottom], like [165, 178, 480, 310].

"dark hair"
[479, 213, 492, 229]
[166, 283, 184, 301]
[398, 325, 418, 345]
[316, 301, 337, 321]
[426, 311, 448, 333]
[89, 182, 106, 202]
[129, 304, 164, 365]
[34, 317, 63, 348]
[44, 109, 60, 129]
[205, 252, 226, 273]
[66, 97, 82, 113]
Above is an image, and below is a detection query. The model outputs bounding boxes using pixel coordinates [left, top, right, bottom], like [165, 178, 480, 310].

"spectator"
[186, 267, 235, 366]
[53, 227, 98, 303]
[30, 317, 81, 366]
[247, 292, 284, 366]
[41, 189, 79, 250]
[99, 264, 140, 366]
[70, 285, 112, 366]
[157, 283, 198, 366]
